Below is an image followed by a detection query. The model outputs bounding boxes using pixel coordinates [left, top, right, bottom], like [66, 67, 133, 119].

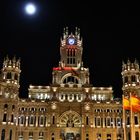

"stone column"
[16, 114, 18, 126]
[36, 114, 39, 127]
[5, 129, 9, 140]
[93, 129, 96, 140]
[24, 131, 28, 140]
[93, 115, 95, 128]
[89, 128, 93, 140]
[81, 127, 85, 140]
[45, 115, 48, 127]
[102, 130, 106, 140]
[11, 127, 16, 140]
[55, 128, 61, 139]
[103, 114, 105, 128]
[113, 115, 115, 128]
[25, 116, 28, 126]
[112, 131, 117, 140]
[33, 130, 38, 140]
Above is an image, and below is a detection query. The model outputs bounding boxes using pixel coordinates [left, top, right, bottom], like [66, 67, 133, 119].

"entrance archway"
[59, 110, 81, 140]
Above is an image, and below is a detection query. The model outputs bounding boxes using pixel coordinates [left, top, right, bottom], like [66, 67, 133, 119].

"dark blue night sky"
[1, 0, 140, 98]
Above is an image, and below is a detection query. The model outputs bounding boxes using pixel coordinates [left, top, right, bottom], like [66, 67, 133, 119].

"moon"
[24, 3, 37, 15]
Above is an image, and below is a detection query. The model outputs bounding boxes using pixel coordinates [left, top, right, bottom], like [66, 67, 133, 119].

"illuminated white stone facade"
[0, 28, 140, 140]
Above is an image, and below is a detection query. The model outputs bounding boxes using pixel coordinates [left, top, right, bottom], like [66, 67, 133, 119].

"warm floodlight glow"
[24, 3, 36, 15]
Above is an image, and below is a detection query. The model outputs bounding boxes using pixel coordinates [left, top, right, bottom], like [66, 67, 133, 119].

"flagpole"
[130, 92, 134, 140]
[122, 95, 126, 140]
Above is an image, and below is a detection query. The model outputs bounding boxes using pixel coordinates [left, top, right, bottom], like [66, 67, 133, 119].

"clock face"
[68, 38, 75, 45]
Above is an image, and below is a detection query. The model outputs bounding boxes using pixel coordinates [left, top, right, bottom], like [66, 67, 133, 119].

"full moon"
[24, 3, 36, 15]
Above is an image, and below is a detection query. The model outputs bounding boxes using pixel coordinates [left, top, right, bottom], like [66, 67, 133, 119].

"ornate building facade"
[0, 27, 140, 140]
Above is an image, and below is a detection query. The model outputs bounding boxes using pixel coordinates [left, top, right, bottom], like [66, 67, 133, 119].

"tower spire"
[1, 56, 21, 99]
[66, 27, 68, 36]
[53, 27, 90, 86]
[75, 27, 78, 36]
[63, 27, 66, 39]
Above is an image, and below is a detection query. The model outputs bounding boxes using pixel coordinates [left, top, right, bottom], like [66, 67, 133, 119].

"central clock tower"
[52, 27, 90, 86]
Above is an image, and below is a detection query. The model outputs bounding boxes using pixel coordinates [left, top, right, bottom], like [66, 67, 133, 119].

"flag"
[123, 97, 130, 110]
[130, 95, 140, 112]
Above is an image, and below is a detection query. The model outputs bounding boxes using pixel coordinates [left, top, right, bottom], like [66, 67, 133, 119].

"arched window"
[117, 134, 121, 140]
[3, 113, 7, 122]
[77, 94, 81, 101]
[11, 114, 14, 123]
[86, 134, 89, 140]
[14, 74, 18, 80]
[7, 72, 12, 79]
[12, 105, 15, 110]
[30, 116, 35, 126]
[1, 129, 5, 140]
[4, 104, 8, 109]
[39, 132, 44, 140]
[107, 109, 110, 112]
[31, 108, 35, 113]
[127, 116, 130, 125]
[107, 117, 111, 127]
[86, 116, 89, 125]
[131, 75, 136, 82]
[97, 117, 101, 126]
[29, 132, 33, 140]
[124, 76, 128, 83]
[52, 116, 55, 124]
[18, 132, 23, 140]
[63, 76, 79, 84]
[128, 132, 131, 140]
[117, 109, 120, 113]
[52, 133, 55, 140]
[9, 129, 12, 140]
[67, 48, 76, 65]
[39, 116, 44, 126]
[61, 94, 64, 99]
[97, 133, 101, 140]
[134, 116, 138, 125]
[135, 131, 139, 140]
[104, 118, 106, 126]
[116, 117, 121, 127]
[20, 116, 24, 125]
[76, 133, 80, 139]
[107, 134, 111, 140]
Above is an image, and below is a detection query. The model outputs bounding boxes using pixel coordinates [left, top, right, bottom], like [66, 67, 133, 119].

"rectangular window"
[105, 118, 106, 126]
[11, 115, 14, 122]
[73, 58, 75, 64]
[3, 114, 7, 122]
[107, 134, 111, 140]
[53, 116, 55, 124]
[101, 118, 103, 126]
[135, 116, 138, 125]
[70, 58, 72, 64]
[86, 117, 89, 125]
[67, 58, 69, 64]
[107, 118, 110, 126]
[117, 118, 121, 126]
[40, 116, 44, 125]
[97, 118, 100, 126]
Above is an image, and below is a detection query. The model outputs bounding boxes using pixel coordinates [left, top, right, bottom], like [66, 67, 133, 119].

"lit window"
[40, 116, 44, 126]
[97, 117, 101, 126]
[107, 117, 111, 126]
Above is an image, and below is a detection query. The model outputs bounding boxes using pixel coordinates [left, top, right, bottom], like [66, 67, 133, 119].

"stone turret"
[0, 56, 21, 99]
[121, 59, 140, 96]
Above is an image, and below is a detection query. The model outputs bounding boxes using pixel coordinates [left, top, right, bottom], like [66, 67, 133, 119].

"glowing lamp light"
[24, 3, 36, 15]
[51, 103, 57, 110]
[85, 104, 90, 111]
